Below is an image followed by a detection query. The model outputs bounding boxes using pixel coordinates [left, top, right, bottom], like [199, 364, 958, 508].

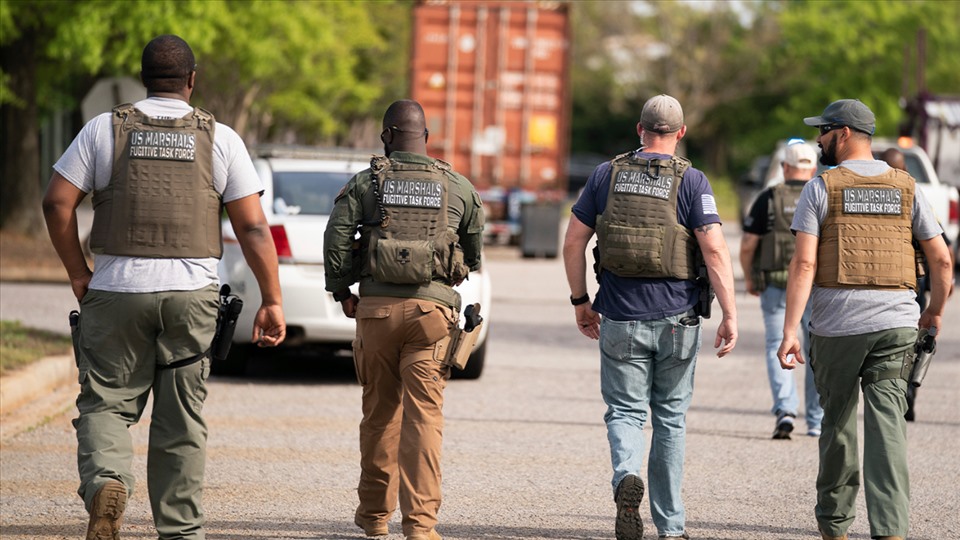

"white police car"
[216, 146, 492, 379]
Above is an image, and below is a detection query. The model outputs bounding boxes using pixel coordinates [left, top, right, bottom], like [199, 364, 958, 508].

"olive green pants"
[810, 327, 914, 539]
[353, 296, 455, 537]
[74, 285, 218, 540]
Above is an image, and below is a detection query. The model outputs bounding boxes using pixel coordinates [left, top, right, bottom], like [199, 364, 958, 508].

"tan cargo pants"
[352, 296, 456, 537]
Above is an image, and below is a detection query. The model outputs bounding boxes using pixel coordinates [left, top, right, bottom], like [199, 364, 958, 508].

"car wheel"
[210, 343, 253, 376]
[451, 340, 486, 380]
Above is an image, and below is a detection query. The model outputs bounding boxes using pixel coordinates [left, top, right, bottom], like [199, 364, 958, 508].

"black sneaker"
[615, 474, 644, 540]
[772, 412, 795, 440]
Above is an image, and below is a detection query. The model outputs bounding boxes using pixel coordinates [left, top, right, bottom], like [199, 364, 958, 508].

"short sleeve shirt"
[572, 150, 722, 321]
[790, 160, 943, 336]
[53, 97, 262, 293]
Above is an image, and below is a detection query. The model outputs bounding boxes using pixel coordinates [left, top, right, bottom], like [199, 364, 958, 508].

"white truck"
[758, 138, 959, 247]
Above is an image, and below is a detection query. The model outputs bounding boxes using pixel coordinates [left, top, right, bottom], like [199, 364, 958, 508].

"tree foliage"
[0, 0, 410, 234]
[569, 0, 960, 176]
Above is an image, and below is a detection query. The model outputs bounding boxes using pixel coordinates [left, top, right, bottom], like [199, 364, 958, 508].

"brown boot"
[875, 537, 904, 540]
[86, 480, 127, 540]
[405, 530, 442, 540]
[354, 510, 389, 537]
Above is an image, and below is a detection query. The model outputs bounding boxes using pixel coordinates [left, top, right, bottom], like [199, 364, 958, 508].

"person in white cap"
[740, 141, 823, 439]
[563, 94, 738, 540]
[778, 99, 951, 540]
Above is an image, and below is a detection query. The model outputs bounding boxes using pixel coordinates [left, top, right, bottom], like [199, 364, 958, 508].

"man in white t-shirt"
[42, 34, 285, 540]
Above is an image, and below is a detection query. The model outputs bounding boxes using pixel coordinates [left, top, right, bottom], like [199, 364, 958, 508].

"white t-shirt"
[791, 160, 943, 337]
[53, 97, 263, 293]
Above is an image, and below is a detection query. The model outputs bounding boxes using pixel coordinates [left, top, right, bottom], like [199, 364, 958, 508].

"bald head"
[882, 148, 906, 171]
[381, 100, 428, 155]
[141, 35, 196, 95]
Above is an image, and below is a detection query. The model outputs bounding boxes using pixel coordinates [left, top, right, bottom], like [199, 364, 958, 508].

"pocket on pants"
[413, 301, 454, 345]
[672, 318, 702, 361]
[352, 337, 367, 386]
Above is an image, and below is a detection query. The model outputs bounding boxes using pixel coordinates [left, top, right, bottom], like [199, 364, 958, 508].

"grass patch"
[0, 320, 72, 375]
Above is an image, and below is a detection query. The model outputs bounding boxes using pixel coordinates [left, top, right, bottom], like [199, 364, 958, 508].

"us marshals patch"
[129, 130, 196, 161]
[381, 179, 442, 208]
[842, 188, 902, 215]
[612, 170, 673, 200]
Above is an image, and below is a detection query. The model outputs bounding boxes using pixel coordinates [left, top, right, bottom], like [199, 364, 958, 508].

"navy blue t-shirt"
[572, 151, 722, 321]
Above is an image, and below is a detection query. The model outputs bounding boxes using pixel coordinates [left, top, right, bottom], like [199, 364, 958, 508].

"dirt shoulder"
[0, 231, 70, 283]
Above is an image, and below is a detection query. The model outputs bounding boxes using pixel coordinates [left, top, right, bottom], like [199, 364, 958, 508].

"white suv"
[217, 146, 492, 379]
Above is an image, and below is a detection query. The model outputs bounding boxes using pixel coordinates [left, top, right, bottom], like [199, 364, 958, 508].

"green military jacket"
[323, 151, 485, 310]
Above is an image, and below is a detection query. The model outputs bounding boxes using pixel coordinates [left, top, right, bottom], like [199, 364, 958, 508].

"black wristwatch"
[332, 289, 353, 302]
[570, 293, 590, 306]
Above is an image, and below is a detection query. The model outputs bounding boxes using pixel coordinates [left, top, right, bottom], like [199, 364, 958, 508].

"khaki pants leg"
[811, 329, 913, 539]
[860, 328, 913, 539]
[75, 290, 156, 511]
[354, 297, 452, 537]
[74, 286, 217, 539]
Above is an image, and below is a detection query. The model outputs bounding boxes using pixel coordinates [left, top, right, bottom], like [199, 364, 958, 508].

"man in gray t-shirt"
[42, 35, 285, 540]
[776, 99, 951, 540]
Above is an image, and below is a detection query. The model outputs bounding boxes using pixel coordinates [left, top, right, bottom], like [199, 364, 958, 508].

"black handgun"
[463, 303, 483, 333]
[212, 284, 243, 363]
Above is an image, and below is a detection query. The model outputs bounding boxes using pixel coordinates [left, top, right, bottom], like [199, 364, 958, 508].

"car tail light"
[950, 196, 959, 224]
[270, 225, 293, 260]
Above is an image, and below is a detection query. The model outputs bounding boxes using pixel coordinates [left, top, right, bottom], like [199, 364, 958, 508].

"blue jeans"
[599, 314, 700, 537]
[760, 286, 822, 430]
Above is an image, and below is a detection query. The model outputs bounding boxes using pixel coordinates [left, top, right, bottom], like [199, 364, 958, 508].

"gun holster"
[438, 304, 483, 370]
[439, 324, 482, 370]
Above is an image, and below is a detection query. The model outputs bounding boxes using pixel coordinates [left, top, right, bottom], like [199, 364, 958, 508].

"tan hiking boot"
[819, 530, 847, 540]
[875, 537, 903, 540]
[405, 530, 442, 540]
[86, 480, 127, 540]
[354, 512, 389, 537]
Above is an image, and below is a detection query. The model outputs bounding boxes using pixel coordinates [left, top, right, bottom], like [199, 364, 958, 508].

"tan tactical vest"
[361, 155, 467, 289]
[90, 104, 221, 258]
[815, 167, 916, 289]
[596, 152, 698, 279]
[752, 181, 806, 289]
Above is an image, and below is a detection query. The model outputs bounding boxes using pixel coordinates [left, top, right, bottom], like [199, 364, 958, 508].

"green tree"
[1, 0, 410, 236]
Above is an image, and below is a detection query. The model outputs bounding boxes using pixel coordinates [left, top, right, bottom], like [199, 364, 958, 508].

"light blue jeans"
[760, 286, 822, 430]
[599, 314, 700, 537]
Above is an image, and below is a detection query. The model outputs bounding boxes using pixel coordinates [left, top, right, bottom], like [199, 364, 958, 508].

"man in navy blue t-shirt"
[562, 94, 738, 540]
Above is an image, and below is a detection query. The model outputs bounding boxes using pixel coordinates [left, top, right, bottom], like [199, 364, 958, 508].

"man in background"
[740, 141, 823, 439]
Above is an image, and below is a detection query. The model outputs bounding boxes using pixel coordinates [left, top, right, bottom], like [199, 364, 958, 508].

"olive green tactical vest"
[816, 167, 917, 290]
[359, 155, 467, 309]
[596, 152, 698, 279]
[752, 181, 806, 289]
[90, 104, 221, 258]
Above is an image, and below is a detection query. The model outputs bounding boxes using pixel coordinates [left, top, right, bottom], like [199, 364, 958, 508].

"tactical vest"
[595, 152, 698, 279]
[815, 167, 916, 290]
[752, 181, 806, 289]
[90, 104, 221, 258]
[360, 155, 467, 296]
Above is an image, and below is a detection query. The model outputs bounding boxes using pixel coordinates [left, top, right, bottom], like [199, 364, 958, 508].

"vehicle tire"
[451, 340, 486, 380]
[210, 343, 252, 377]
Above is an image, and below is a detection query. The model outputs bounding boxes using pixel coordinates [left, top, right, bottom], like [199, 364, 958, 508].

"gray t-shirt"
[791, 159, 943, 337]
[53, 97, 262, 293]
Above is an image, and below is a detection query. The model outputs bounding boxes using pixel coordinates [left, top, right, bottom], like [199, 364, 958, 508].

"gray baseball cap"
[803, 99, 876, 135]
[641, 94, 684, 133]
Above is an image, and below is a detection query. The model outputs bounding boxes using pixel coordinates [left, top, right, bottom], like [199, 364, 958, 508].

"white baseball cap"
[783, 142, 817, 169]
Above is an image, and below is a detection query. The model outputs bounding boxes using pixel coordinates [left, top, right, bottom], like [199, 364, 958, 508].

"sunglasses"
[819, 124, 844, 136]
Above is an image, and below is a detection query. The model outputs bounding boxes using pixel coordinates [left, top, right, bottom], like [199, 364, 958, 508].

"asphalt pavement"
[1, 222, 958, 539]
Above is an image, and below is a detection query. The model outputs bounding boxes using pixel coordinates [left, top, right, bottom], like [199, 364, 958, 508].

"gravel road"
[1, 225, 958, 540]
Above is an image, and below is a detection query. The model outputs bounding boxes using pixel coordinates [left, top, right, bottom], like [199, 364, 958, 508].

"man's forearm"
[783, 258, 814, 336]
[42, 205, 89, 279]
[236, 224, 282, 305]
[705, 249, 737, 320]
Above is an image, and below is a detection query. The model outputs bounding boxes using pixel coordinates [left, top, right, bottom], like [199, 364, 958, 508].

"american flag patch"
[701, 194, 718, 215]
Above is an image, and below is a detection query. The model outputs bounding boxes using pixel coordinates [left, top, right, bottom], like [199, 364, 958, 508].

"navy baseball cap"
[803, 99, 876, 135]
